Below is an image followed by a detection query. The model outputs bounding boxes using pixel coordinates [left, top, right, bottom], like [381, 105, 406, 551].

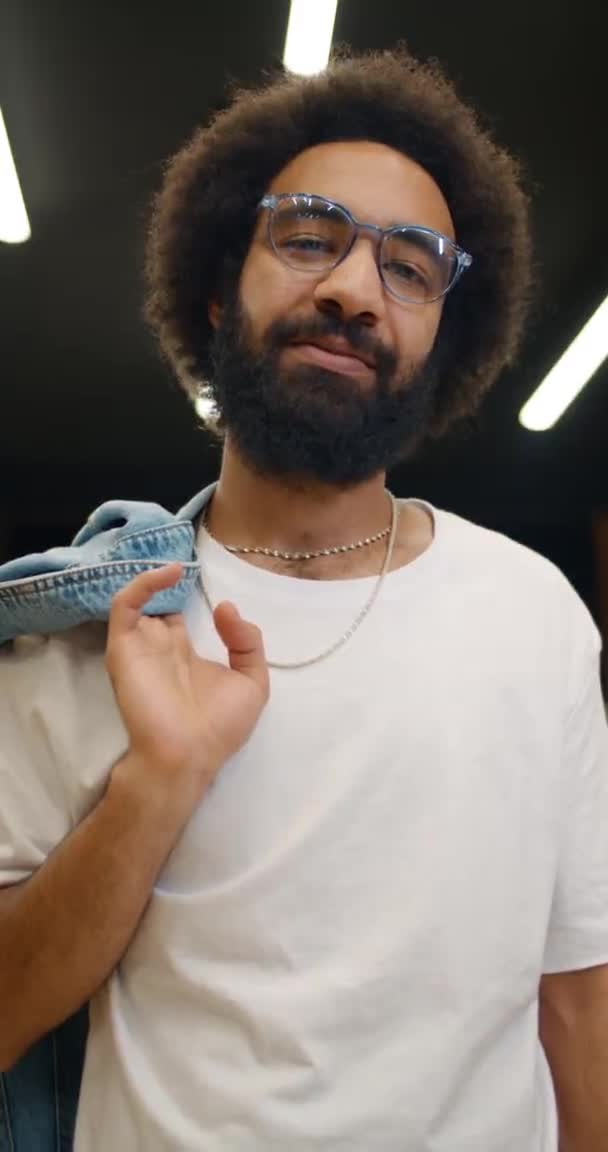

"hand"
[105, 564, 270, 791]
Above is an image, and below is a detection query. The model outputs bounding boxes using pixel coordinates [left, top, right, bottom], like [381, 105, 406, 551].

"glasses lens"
[381, 228, 458, 303]
[270, 196, 351, 272]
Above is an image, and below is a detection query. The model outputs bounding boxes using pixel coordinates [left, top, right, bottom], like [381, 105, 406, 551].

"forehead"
[267, 140, 455, 240]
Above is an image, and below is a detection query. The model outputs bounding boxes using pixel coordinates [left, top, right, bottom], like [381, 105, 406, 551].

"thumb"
[213, 601, 269, 683]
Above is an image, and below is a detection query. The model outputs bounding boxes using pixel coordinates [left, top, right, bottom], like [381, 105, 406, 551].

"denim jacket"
[0, 483, 217, 648]
[0, 482, 217, 1152]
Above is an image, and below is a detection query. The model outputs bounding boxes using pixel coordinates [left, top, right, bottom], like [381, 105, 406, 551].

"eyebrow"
[268, 193, 454, 240]
[380, 214, 452, 236]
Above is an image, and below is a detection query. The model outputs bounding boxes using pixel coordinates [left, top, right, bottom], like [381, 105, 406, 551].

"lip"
[287, 340, 375, 377]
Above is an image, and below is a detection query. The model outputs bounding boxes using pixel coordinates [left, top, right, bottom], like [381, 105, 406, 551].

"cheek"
[426, 304, 444, 349]
[394, 303, 443, 364]
[239, 250, 309, 333]
[238, 252, 264, 325]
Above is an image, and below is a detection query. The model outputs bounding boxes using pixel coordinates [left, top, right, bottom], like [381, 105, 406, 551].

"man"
[1, 46, 608, 1152]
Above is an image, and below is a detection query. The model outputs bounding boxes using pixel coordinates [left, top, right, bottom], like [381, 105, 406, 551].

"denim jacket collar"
[0, 482, 218, 646]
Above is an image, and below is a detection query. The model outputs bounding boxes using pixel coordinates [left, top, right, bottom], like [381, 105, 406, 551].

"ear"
[208, 300, 222, 330]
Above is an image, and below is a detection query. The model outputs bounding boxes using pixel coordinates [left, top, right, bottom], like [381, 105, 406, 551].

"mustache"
[266, 314, 396, 375]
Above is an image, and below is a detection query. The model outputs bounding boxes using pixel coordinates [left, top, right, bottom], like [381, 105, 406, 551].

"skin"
[206, 140, 456, 579]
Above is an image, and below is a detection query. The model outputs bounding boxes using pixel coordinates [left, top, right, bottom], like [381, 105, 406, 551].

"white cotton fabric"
[2, 497, 607, 1152]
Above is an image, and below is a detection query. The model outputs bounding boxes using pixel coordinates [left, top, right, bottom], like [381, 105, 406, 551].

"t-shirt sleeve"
[0, 638, 75, 884]
[542, 612, 608, 974]
[0, 627, 128, 887]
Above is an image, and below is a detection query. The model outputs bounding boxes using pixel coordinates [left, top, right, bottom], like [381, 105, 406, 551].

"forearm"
[0, 751, 203, 1070]
[542, 1010, 608, 1152]
[559, 1121, 608, 1152]
[557, 1095, 608, 1152]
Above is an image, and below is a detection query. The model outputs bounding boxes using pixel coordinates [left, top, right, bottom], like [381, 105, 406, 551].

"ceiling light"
[194, 394, 217, 422]
[519, 293, 608, 430]
[0, 107, 30, 244]
[283, 0, 338, 76]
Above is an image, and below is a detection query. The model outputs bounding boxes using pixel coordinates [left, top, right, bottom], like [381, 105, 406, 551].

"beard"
[203, 289, 441, 489]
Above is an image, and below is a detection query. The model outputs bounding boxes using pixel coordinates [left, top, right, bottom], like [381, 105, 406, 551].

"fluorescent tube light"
[283, 0, 338, 76]
[519, 293, 608, 430]
[0, 107, 30, 244]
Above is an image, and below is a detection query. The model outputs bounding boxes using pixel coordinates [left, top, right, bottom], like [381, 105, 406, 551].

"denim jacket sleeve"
[0, 485, 215, 646]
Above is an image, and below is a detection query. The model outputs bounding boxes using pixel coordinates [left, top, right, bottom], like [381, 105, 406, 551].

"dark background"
[1, 1, 607, 654]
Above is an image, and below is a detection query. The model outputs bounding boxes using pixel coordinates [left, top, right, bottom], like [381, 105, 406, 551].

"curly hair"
[143, 43, 534, 442]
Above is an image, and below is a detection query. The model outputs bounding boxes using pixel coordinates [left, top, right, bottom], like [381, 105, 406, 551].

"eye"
[281, 235, 335, 253]
[383, 260, 430, 288]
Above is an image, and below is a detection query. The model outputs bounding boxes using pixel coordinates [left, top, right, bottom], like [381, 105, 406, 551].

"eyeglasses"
[258, 193, 473, 305]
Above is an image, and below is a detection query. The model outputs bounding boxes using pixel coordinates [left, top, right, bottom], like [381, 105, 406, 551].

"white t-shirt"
[2, 498, 607, 1152]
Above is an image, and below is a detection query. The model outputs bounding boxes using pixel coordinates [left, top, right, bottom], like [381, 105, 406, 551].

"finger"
[108, 564, 183, 636]
[214, 603, 269, 686]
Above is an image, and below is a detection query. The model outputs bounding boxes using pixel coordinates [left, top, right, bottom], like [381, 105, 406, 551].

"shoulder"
[1, 621, 110, 696]
[0, 623, 128, 819]
[439, 508, 598, 629]
[435, 507, 602, 706]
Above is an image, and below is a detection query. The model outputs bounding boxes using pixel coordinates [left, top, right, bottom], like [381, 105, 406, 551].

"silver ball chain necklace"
[196, 489, 399, 670]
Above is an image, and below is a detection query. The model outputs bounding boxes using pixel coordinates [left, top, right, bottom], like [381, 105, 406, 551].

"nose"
[312, 235, 386, 327]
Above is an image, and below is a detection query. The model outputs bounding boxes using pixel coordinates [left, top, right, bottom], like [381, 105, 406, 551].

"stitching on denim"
[0, 1074, 15, 1152]
[0, 560, 200, 599]
[0, 519, 196, 597]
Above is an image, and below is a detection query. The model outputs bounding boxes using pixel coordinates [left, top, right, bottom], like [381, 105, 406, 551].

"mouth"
[286, 340, 375, 378]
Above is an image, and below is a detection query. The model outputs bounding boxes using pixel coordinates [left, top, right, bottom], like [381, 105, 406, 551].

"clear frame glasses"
[258, 192, 473, 305]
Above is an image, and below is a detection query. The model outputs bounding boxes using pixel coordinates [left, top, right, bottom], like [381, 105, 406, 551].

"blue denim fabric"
[0, 482, 216, 1150]
[0, 1007, 89, 1152]
[0, 483, 216, 646]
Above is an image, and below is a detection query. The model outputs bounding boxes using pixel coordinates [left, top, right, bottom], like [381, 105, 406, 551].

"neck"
[207, 440, 392, 556]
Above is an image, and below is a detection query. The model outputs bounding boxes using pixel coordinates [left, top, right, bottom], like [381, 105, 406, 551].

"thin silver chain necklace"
[195, 489, 399, 670]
